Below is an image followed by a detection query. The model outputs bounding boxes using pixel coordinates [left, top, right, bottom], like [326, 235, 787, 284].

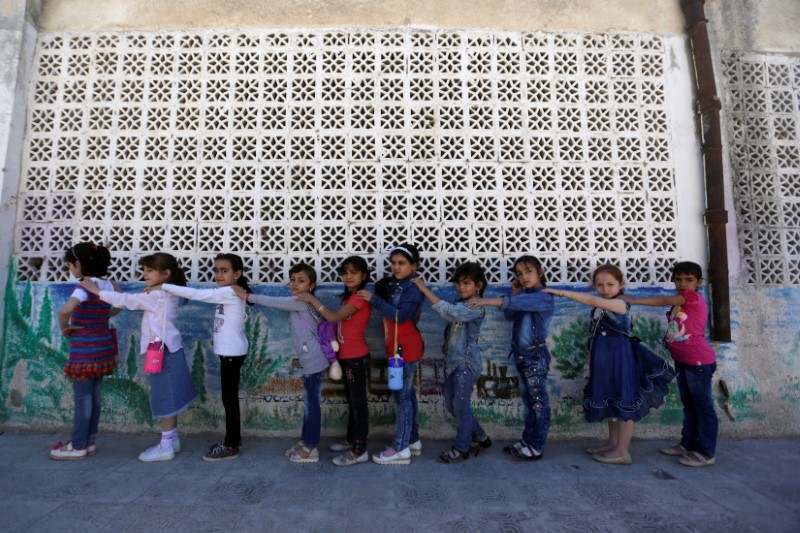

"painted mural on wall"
[0, 263, 782, 438]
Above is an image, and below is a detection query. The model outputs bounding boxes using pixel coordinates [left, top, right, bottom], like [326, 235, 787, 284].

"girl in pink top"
[297, 256, 372, 466]
[627, 261, 718, 467]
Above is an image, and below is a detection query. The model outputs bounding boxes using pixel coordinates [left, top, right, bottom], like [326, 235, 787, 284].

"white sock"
[160, 428, 178, 448]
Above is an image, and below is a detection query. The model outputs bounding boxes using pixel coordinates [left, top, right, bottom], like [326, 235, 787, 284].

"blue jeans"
[391, 360, 420, 451]
[72, 377, 103, 449]
[675, 362, 718, 457]
[515, 352, 551, 453]
[444, 364, 486, 453]
[301, 370, 325, 449]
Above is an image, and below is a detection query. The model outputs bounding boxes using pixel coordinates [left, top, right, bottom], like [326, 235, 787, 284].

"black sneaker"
[203, 442, 240, 462]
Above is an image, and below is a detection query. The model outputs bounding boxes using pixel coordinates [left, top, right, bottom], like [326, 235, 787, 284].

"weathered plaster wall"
[706, 0, 800, 53]
[37, 0, 686, 34]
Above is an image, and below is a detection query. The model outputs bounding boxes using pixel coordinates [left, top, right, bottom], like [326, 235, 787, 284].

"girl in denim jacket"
[358, 244, 425, 465]
[469, 255, 554, 461]
[412, 262, 492, 463]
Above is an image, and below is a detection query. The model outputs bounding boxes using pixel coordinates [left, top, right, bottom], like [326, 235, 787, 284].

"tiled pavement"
[0, 432, 797, 532]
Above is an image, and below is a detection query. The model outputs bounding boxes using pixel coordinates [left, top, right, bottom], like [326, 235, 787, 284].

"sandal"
[469, 435, 492, 456]
[437, 447, 469, 464]
[659, 444, 689, 456]
[678, 451, 715, 467]
[288, 445, 319, 463]
[283, 440, 305, 458]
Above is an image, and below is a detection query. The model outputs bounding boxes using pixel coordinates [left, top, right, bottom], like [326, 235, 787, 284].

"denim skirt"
[148, 347, 197, 420]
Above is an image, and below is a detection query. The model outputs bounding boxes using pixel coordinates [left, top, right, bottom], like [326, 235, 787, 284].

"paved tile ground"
[0, 432, 798, 532]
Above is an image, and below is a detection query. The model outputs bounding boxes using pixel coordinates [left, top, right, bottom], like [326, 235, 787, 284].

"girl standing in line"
[50, 242, 118, 460]
[296, 256, 372, 467]
[159, 253, 252, 462]
[411, 262, 492, 464]
[358, 244, 425, 465]
[544, 264, 673, 465]
[82, 253, 197, 462]
[234, 263, 329, 463]
[468, 255, 554, 461]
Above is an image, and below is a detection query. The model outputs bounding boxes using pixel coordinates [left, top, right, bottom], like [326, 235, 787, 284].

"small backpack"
[298, 312, 339, 363]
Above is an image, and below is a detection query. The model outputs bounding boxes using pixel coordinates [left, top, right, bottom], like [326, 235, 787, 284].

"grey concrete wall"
[37, 0, 686, 34]
[0, 0, 39, 347]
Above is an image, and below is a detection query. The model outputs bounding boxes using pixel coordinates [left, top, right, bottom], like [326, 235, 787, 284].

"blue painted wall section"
[2, 267, 797, 438]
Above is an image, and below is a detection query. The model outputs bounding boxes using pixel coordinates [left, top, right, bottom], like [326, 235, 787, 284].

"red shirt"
[337, 294, 372, 359]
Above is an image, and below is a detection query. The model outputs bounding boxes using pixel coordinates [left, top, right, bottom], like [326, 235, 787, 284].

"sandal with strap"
[678, 451, 715, 467]
[437, 447, 469, 464]
[288, 445, 319, 463]
[469, 435, 492, 456]
[283, 440, 305, 458]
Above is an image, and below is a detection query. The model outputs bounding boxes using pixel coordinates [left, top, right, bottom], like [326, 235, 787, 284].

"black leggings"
[220, 355, 246, 447]
[341, 356, 369, 455]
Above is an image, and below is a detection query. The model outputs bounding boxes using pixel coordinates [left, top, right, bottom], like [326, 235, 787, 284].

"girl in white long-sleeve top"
[160, 253, 252, 462]
[82, 253, 197, 462]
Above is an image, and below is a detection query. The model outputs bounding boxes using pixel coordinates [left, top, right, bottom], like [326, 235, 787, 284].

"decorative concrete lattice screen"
[17, 30, 679, 284]
[723, 53, 800, 286]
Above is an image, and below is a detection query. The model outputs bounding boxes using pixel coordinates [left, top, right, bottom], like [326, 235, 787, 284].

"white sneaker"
[172, 437, 181, 454]
[138, 443, 176, 462]
[49, 441, 87, 461]
[409, 440, 422, 456]
[86, 443, 97, 456]
[372, 447, 411, 465]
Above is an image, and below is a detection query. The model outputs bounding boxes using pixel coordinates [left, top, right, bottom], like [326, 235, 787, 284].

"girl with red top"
[358, 244, 425, 465]
[297, 256, 372, 466]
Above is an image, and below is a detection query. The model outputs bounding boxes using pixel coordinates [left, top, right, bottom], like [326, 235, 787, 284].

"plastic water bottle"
[388, 345, 404, 390]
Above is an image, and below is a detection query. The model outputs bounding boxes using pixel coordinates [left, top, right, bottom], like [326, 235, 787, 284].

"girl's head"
[387, 243, 420, 281]
[64, 242, 111, 279]
[139, 253, 187, 288]
[338, 255, 370, 300]
[513, 255, 546, 289]
[592, 264, 625, 299]
[451, 262, 488, 299]
[215, 253, 250, 292]
[289, 263, 317, 295]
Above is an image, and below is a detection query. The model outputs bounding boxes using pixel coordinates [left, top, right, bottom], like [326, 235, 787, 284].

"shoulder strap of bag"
[297, 306, 321, 342]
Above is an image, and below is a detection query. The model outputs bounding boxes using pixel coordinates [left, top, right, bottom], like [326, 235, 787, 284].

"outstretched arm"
[295, 292, 359, 323]
[626, 294, 686, 307]
[409, 277, 440, 305]
[544, 287, 627, 314]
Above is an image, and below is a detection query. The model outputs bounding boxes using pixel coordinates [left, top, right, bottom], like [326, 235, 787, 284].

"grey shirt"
[248, 294, 329, 375]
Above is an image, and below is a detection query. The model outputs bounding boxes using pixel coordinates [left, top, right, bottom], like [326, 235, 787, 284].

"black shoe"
[469, 435, 492, 456]
[437, 447, 469, 464]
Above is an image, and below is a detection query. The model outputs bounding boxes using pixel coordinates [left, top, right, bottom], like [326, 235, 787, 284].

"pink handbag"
[144, 339, 164, 374]
[144, 298, 167, 374]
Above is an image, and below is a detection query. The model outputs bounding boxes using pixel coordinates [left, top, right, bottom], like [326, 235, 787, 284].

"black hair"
[139, 253, 187, 286]
[64, 242, 112, 278]
[388, 243, 420, 265]
[672, 261, 703, 280]
[289, 262, 317, 294]
[215, 253, 251, 292]
[512, 255, 547, 287]
[338, 255, 370, 301]
[452, 261, 488, 297]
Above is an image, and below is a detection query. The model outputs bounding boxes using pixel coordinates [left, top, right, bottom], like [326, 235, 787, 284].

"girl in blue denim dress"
[468, 255, 554, 461]
[412, 262, 492, 463]
[545, 264, 673, 466]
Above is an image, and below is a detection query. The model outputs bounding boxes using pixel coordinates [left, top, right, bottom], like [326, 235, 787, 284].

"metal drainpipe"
[680, 0, 732, 341]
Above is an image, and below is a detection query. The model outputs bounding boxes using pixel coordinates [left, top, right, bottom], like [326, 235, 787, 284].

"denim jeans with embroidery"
[301, 370, 326, 449]
[72, 376, 103, 449]
[515, 350, 551, 453]
[675, 362, 718, 457]
[444, 363, 487, 453]
[391, 360, 419, 451]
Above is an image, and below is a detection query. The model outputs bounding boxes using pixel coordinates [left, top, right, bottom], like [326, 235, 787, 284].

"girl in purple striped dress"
[50, 242, 119, 461]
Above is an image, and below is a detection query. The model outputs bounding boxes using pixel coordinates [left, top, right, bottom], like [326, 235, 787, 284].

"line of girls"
[52, 241, 715, 469]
